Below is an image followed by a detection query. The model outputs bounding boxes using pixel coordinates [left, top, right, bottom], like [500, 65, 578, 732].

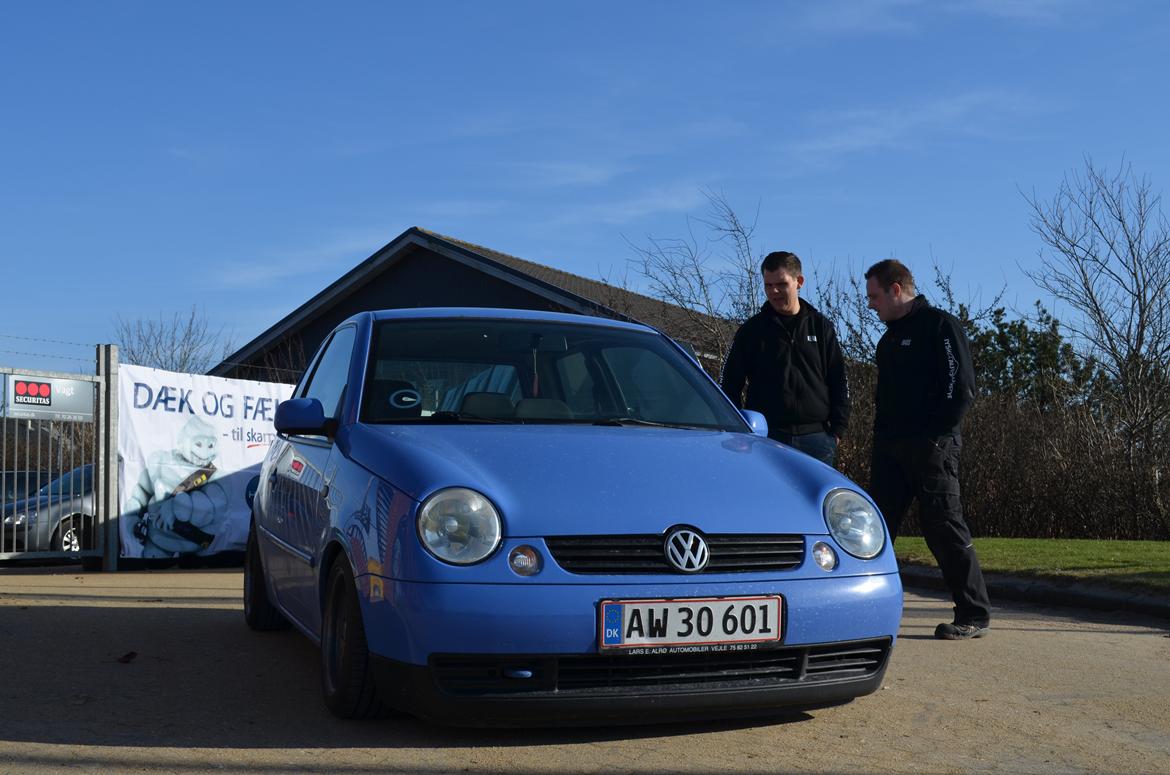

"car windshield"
[361, 319, 746, 431]
[37, 466, 93, 498]
[2, 471, 46, 502]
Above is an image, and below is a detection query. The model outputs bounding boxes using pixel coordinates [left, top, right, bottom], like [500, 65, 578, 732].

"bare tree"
[1025, 159, 1170, 527]
[114, 306, 235, 374]
[256, 334, 309, 384]
[808, 264, 882, 363]
[625, 190, 760, 367]
[699, 192, 762, 325]
[1025, 160, 1170, 451]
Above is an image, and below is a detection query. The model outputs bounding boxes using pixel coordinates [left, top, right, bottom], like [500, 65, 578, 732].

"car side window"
[302, 326, 357, 419]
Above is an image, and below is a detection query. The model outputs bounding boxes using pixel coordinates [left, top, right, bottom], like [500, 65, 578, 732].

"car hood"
[342, 423, 859, 536]
[3, 494, 55, 516]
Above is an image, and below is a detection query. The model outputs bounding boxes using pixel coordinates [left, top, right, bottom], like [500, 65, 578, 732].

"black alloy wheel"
[243, 522, 289, 631]
[320, 558, 386, 719]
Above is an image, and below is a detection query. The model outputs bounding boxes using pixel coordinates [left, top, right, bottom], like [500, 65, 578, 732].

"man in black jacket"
[865, 259, 991, 640]
[721, 251, 850, 466]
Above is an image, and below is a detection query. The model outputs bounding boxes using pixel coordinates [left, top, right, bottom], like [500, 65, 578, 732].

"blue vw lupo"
[245, 308, 902, 725]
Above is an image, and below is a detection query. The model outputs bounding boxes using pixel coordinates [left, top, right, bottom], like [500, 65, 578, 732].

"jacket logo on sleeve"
[943, 338, 958, 399]
[806, 335, 818, 342]
[901, 338, 912, 346]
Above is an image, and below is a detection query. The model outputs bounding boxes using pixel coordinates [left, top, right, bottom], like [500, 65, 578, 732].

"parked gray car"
[1, 465, 94, 553]
[1, 470, 49, 504]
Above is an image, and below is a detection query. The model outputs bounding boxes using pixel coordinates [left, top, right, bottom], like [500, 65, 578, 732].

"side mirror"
[274, 398, 334, 436]
[741, 410, 768, 437]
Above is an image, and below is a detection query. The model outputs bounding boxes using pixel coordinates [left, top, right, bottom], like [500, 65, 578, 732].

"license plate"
[599, 596, 783, 652]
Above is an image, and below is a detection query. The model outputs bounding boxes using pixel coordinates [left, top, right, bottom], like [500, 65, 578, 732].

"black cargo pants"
[869, 434, 991, 626]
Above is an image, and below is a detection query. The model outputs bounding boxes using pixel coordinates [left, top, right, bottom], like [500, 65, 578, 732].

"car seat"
[514, 398, 573, 420]
[460, 392, 515, 419]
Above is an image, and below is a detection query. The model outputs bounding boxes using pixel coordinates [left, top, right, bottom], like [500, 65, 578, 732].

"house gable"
[211, 227, 726, 383]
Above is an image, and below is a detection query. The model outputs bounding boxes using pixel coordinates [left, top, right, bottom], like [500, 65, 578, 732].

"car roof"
[364, 307, 658, 335]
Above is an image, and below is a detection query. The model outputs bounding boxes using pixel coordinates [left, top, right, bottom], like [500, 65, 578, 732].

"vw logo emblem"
[389, 389, 421, 409]
[664, 528, 709, 573]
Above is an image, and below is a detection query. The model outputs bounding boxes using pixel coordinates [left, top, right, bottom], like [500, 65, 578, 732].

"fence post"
[96, 344, 119, 571]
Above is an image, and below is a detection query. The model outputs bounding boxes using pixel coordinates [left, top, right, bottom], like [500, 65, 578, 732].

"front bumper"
[1, 523, 47, 552]
[361, 572, 902, 661]
[371, 636, 892, 726]
[357, 572, 902, 724]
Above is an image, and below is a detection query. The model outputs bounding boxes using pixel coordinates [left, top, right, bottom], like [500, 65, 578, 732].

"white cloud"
[551, 184, 708, 226]
[955, 0, 1070, 23]
[781, 90, 1038, 164]
[211, 230, 395, 288]
[413, 199, 511, 219]
[510, 161, 631, 187]
[796, 0, 923, 35]
[795, 0, 1077, 35]
[164, 147, 199, 160]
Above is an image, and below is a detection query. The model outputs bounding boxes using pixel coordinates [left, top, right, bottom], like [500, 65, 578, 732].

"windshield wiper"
[368, 411, 517, 425]
[592, 417, 700, 430]
[423, 411, 516, 424]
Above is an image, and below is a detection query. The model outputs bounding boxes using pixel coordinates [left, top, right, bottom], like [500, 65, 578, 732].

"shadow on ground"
[0, 600, 813, 751]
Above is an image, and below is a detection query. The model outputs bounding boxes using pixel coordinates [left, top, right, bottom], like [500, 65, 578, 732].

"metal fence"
[0, 346, 118, 569]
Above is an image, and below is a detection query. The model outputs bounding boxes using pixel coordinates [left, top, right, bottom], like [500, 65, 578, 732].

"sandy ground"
[0, 568, 1167, 774]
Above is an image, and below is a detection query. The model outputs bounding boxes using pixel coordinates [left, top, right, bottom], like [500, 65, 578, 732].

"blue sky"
[2, 0, 1168, 373]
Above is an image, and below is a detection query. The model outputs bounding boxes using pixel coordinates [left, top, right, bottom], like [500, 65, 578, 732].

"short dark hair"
[761, 251, 802, 277]
[865, 259, 916, 293]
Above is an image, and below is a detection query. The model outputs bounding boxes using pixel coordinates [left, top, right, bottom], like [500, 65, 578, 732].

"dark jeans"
[869, 434, 991, 626]
[772, 430, 838, 467]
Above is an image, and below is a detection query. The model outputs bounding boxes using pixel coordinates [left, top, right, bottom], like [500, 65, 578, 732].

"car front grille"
[544, 533, 805, 574]
[431, 638, 890, 697]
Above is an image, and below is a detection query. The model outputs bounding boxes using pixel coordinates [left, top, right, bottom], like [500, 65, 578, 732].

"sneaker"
[934, 622, 989, 640]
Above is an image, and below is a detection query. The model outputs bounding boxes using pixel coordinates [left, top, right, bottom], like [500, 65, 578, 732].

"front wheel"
[243, 523, 288, 631]
[54, 516, 92, 552]
[321, 558, 385, 719]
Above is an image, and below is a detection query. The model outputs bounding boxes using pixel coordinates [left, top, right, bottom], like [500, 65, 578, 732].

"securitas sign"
[14, 379, 52, 406]
[2, 374, 95, 422]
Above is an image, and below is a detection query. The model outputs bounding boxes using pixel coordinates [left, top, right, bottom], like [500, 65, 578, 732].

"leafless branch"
[113, 306, 236, 374]
[1025, 158, 1170, 453]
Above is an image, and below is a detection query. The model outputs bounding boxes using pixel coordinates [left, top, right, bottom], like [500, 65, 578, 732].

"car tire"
[244, 522, 289, 631]
[321, 557, 386, 719]
[53, 515, 92, 553]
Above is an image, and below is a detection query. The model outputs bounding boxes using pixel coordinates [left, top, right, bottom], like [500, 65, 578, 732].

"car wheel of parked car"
[54, 516, 91, 553]
[321, 557, 386, 719]
[244, 523, 289, 631]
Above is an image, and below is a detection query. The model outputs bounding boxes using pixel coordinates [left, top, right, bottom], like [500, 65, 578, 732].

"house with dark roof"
[210, 227, 731, 383]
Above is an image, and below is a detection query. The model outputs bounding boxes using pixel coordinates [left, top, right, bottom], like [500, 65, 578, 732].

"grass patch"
[895, 537, 1170, 594]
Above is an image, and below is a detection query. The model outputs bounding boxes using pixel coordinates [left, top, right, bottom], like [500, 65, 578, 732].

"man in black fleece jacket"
[721, 251, 850, 466]
[865, 259, 991, 640]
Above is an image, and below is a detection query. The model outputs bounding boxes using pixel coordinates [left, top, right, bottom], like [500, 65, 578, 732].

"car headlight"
[4, 513, 29, 526]
[822, 489, 885, 559]
[417, 487, 502, 565]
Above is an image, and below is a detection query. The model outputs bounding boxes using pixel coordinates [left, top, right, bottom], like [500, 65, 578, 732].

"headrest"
[514, 398, 573, 420]
[460, 392, 515, 419]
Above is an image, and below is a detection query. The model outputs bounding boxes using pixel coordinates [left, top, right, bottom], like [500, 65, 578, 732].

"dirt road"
[0, 569, 1167, 774]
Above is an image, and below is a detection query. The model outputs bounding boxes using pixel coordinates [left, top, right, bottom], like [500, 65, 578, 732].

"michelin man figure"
[127, 416, 231, 557]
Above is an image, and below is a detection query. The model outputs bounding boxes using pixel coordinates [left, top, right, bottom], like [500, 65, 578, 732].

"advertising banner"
[118, 364, 293, 558]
